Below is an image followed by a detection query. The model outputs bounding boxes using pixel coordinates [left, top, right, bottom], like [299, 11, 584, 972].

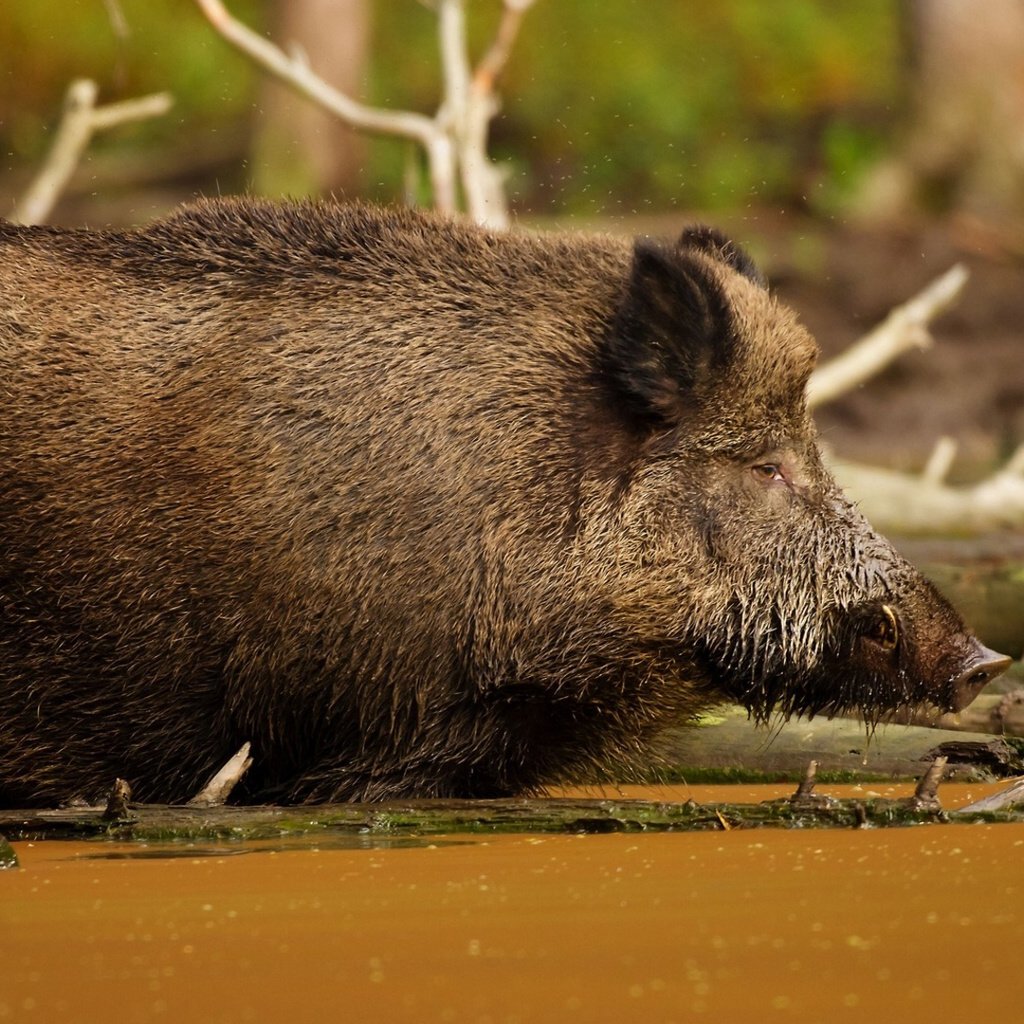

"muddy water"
[3, 783, 1022, 1023]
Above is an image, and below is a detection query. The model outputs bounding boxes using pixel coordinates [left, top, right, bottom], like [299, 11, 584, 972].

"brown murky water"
[3, 783, 1022, 1023]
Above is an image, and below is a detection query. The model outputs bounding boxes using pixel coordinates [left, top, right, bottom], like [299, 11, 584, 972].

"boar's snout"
[950, 642, 1013, 711]
[851, 593, 1013, 715]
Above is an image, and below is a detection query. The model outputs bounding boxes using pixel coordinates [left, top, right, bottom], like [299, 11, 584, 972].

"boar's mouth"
[703, 602, 1013, 725]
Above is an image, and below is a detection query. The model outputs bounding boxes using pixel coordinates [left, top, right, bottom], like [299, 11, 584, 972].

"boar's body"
[0, 199, 1008, 805]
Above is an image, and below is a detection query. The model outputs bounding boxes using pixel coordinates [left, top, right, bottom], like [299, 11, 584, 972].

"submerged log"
[1, 762, 1023, 844]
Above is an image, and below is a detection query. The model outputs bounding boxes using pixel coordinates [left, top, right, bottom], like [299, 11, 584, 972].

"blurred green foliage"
[0, 0, 901, 217]
[0, 1, 260, 148]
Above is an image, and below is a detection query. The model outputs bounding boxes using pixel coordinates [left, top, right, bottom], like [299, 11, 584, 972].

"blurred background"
[0, 0, 1022, 476]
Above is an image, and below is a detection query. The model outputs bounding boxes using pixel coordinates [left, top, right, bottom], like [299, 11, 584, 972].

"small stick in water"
[908, 756, 947, 812]
[101, 778, 133, 821]
[790, 759, 834, 808]
[187, 742, 254, 808]
[792, 760, 819, 801]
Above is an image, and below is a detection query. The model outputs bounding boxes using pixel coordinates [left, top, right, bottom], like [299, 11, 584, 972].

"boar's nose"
[951, 643, 1013, 711]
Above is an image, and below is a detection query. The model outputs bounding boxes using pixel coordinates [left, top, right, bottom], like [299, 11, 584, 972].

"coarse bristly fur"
[0, 197, 1009, 806]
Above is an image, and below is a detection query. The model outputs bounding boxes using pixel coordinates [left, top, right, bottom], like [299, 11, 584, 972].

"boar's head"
[592, 227, 1010, 725]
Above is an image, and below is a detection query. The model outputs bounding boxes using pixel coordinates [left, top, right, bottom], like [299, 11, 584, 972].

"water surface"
[3, 782, 1020, 1022]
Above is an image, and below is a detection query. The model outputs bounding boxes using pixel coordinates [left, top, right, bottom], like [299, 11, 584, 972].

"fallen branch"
[880, 691, 1024, 739]
[807, 263, 969, 409]
[187, 742, 253, 807]
[660, 704, 1024, 781]
[827, 443, 1024, 534]
[11, 79, 173, 226]
[955, 776, 1024, 814]
[805, 260, 1023, 534]
[0, 788, 978, 842]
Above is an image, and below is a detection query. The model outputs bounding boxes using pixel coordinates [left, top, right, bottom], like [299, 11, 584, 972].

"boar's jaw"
[700, 590, 1013, 725]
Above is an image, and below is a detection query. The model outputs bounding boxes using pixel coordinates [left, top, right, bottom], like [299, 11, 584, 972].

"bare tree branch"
[438, 0, 472, 122]
[89, 92, 175, 131]
[436, 0, 511, 226]
[11, 80, 173, 226]
[473, 0, 537, 94]
[102, 0, 130, 40]
[194, 0, 531, 227]
[807, 263, 969, 409]
[194, 0, 435, 145]
[194, 0, 460, 213]
[436, 0, 536, 227]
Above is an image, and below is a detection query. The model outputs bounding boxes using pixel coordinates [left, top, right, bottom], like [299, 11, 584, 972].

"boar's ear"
[604, 240, 736, 427]
[678, 226, 766, 289]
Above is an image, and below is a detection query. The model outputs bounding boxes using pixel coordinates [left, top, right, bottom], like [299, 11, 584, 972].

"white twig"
[89, 92, 175, 131]
[807, 263, 969, 409]
[103, 0, 130, 40]
[11, 80, 173, 226]
[194, 0, 434, 144]
[187, 742, 253, 807]
[921, 435, 958, 485]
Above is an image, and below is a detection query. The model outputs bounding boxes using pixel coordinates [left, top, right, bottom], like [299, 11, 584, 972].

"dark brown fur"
[0, 199, 1008, 805]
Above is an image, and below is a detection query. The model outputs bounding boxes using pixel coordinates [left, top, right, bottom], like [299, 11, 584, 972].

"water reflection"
[73, 835, 473, 860]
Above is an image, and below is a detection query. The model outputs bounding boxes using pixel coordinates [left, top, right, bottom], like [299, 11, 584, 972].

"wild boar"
[0, 199, 1010, 805]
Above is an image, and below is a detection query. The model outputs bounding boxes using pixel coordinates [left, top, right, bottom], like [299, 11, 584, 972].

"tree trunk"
[855, 0, 1024, 223]
[252, 0, 371, 198]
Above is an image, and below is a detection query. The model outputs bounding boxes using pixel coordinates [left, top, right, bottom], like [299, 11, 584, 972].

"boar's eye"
[865, 604, 899, 652]
[751, 463, 785, 484]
